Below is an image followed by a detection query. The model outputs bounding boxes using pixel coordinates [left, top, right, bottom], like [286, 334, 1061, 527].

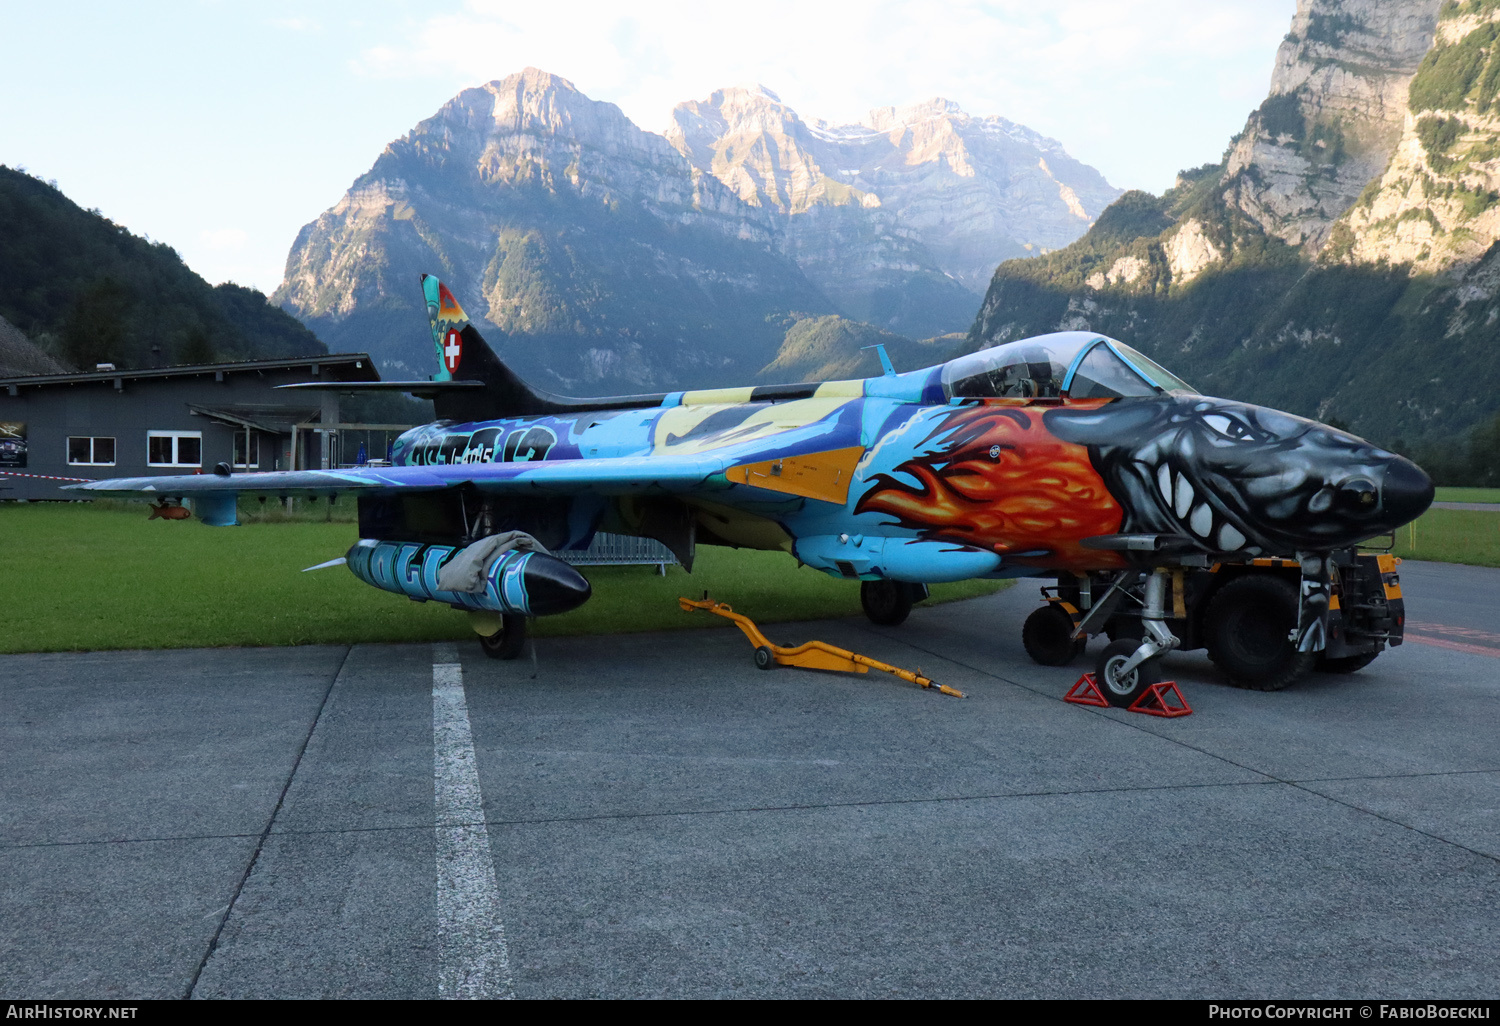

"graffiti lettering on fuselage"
[347, 539, 535, 613]
[400, 423, 559, 466]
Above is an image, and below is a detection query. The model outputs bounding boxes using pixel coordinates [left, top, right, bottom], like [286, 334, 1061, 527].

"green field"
[0, 504, 1008, 654]
[1387, 507, 1500, 567]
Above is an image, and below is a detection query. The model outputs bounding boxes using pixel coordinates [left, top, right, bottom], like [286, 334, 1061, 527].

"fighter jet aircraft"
[69, 276, 1433, 699]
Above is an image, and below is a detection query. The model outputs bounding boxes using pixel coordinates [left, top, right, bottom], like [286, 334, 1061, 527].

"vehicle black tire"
[1204, 575, 1314, 690]
[1022, 603, 1086, 666]
[478, 614, 528, 660]
[861, 580, 913, 626]
[1095, 637, 1162, 708]
[1316, 651, 1380, 674]
[754, 646, 776, 670]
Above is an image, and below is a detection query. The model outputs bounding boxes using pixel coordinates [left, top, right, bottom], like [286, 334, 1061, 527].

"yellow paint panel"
[726, 446, 867, 505]
[813, 380, 864, 398]
[692, 501, 795, 552]
[653, 398, 854, 456]
[680, 386, 756, 405]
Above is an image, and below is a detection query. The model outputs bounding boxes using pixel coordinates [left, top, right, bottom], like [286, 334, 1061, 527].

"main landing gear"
[859, 580, 930, 627]
[474, 613, 528, 660]
[1021, 569, 1181, 706]
[1023, 551, 1400, 694]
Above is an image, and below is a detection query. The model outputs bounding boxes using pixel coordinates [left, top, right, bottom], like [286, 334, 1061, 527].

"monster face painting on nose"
[1043, 396, 1434, 556]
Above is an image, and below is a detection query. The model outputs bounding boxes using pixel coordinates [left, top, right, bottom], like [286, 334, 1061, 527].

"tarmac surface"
[2, 559, 1498, 999]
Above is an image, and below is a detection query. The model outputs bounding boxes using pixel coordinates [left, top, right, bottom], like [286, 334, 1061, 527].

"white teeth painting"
[1174, 473, 1195, 519]
[1189, 503, 1214, 538]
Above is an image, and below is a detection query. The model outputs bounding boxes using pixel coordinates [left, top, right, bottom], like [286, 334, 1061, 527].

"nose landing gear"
[1092, 570, 1179, 707]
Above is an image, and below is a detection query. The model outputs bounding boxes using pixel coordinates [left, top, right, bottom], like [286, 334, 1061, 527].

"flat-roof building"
[0, 354, 388, 500]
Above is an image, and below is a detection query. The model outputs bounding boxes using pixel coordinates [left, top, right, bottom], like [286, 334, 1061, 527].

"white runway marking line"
[432, 643, 515, 1000]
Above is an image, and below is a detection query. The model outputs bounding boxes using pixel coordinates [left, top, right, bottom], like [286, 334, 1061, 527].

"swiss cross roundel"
[443, 328, 462, 373]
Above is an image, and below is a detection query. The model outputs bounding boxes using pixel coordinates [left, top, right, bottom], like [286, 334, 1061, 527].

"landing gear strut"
[1092, 570, 1180, 708]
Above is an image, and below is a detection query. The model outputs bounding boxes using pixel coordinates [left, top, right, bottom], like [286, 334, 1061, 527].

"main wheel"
[478, 614, 528, 660]
[754, 646, 776, 670]
[1204, 576, 1314, 690]
[1022, 603, 1086, 666]
[1316, 651, 1379, 674]
[861, 580, 914, 626]
[1095, 637, 1161, 708]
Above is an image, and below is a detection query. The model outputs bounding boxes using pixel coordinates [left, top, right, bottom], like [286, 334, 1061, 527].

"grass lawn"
[1388, 508, 1500, 568]
[1433, 487, 1500, 503]
[0, 503, 1008, 654]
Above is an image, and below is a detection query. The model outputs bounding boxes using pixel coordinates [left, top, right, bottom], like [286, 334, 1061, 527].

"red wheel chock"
[1064, 674, 1193, 717]
[1127, 681, 1192, 717]
[1064, 673, 1109, 707]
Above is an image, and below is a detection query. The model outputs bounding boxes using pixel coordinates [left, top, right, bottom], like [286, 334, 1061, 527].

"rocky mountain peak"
[670, 85, 1119, 294]
[861, 97, 966, 135]
[277, 70, 1121, 389]
[408, 67, 682, 170]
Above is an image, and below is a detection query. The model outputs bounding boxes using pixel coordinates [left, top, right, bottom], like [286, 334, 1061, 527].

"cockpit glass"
[1068, 343, 1158, 399]
[1110, 341, 1195, 393]
[941, 340, 1072, 399]
[941, 333, 1197, 402]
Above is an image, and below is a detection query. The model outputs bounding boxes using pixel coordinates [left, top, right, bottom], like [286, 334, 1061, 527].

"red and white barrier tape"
[0, 471, 94, 482]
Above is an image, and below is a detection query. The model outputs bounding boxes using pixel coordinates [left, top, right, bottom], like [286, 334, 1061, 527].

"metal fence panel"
[556, 532, 676, 571]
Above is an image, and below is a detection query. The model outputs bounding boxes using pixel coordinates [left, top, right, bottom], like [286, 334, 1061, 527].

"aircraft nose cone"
[1379, 456, 1434, 528]
[521, 553, 593, 616]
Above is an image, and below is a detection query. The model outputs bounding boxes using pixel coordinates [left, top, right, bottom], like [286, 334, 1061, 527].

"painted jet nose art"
[1043, 396, 1435, 556]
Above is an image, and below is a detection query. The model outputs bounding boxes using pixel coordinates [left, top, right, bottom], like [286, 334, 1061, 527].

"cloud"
[269, 16, 320, 32]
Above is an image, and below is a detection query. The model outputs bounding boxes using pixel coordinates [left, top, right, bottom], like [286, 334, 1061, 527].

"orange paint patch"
[856, 405, 1122, 567]
[437, 282, 466, 321]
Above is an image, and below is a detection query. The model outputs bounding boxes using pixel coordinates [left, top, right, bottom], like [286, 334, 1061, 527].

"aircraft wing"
[64, 454, 734, 499]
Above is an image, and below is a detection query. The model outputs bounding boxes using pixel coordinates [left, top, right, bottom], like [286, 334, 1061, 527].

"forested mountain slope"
[0, 167, 325, 371]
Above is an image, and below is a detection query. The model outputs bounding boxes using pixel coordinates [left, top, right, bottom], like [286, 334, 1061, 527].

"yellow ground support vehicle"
[1021, 552, 1405, 692]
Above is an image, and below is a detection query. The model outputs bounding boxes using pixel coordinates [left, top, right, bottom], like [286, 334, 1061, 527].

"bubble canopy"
[940, 331, 1195, 401]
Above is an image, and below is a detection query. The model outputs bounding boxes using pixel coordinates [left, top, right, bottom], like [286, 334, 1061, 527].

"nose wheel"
[1096, 638, 1163, 706]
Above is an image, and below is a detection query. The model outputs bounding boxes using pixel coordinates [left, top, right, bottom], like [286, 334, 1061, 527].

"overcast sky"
[0, 0, 1297, 295]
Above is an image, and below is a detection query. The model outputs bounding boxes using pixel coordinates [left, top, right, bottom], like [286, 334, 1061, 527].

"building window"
[233, 431, 259, 469]
[147, 431, 202, 467]
[67, 436, 116, 466]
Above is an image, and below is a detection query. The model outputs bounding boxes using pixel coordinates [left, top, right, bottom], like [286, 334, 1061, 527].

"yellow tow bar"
[677, 596, 965, 698]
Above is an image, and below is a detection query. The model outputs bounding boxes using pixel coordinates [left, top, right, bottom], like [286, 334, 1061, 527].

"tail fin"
[419, 274, 665, 421]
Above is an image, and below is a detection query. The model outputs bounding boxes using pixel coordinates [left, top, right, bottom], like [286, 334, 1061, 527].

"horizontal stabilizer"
[277, 380, 486, 396]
